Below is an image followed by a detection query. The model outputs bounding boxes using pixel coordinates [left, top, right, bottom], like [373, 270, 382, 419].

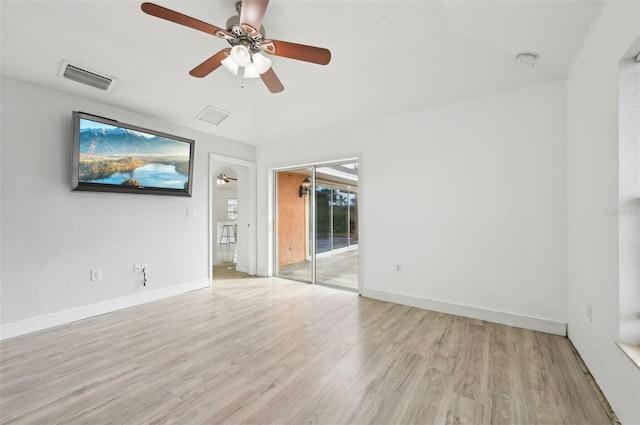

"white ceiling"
[1, 0, 604, 146]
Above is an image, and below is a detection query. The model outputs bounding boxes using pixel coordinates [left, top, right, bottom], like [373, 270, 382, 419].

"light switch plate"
[91, 269, 102, 281]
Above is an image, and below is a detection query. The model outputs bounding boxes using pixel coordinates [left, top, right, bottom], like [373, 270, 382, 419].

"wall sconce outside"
[299, 176, 311, 197]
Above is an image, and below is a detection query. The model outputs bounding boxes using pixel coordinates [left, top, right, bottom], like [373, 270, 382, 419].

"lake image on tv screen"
[78, 119, 190, 190]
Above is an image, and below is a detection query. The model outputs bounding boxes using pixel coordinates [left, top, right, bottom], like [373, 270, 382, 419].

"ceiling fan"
[217, 173, 237, 184]
[141, 0, 331, 93]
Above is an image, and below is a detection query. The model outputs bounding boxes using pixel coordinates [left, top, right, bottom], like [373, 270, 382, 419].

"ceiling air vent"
[196, 106, 231, 126]
[58, 61, 116, 91]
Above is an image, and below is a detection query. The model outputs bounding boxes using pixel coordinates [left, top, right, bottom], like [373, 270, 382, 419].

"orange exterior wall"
[277, 172, 308, 267]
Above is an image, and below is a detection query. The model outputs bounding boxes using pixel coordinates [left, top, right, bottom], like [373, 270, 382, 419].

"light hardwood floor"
[1, 278, 612, 424]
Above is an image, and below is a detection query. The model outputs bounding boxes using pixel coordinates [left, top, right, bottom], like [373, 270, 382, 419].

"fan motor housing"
[225, 16, 267, 53]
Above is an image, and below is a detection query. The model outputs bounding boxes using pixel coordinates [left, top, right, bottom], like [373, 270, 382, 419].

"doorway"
[209, 154, 257, 282]
[274, 161, 359, 290]
[213, 167, 242, 279]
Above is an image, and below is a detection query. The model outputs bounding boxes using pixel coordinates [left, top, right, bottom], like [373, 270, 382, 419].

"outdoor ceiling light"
[299, 176, 311, 197]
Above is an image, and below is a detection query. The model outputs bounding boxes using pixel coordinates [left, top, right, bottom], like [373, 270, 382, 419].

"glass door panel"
[315, 186, 332, 254]
[332, 189, 349, 250]
[349, 192, 358, 246]
[314, 162, 359, 289]
[275, 168, 312, 283]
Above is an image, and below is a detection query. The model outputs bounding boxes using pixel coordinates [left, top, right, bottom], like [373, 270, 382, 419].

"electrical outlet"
[186, 208, 196, 218]
[134, 264, 142, 274]
[91, 269, 102, 281]
[395, 264, 402, 273]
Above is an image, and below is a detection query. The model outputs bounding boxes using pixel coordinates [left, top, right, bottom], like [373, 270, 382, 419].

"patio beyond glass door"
[274, 168, 312, 282]
[275, 161, 358, 290]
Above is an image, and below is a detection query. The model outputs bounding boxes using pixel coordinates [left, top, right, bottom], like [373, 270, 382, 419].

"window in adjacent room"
[227, 198, 238, 220]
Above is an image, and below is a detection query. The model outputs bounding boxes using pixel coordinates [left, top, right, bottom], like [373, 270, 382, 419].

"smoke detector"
[516, 52, 539, 68]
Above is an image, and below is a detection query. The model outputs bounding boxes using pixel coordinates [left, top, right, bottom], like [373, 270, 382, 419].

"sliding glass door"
[314, 163, 358, 288]
[275, 161, 359, 290]
[274, 168, 312, 282]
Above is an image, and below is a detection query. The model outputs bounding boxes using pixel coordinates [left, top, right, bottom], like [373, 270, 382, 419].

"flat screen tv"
[71, 111, 194, 196]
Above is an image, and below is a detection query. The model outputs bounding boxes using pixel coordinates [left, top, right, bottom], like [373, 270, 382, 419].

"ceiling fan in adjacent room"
[217, 173, 237, 184]
[141, 0, 331, 93]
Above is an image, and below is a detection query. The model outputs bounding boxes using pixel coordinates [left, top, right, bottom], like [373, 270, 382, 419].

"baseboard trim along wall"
[361, 288, 567, 336]
[235, 263, 249, 274]
[0, 279, 210, 340]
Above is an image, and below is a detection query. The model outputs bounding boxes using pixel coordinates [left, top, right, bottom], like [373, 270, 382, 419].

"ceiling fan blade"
[263, 40, 331, 65]
[190, 49, 231, 78]
[240, 0, 269, 31]
[141, 2, 231, 39]
[260, 68, 284, 93]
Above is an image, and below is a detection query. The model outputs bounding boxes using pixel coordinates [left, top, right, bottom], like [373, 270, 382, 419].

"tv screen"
[71, 111, 194, 196]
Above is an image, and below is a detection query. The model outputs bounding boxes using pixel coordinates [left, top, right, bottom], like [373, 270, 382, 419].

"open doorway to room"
[274, 161, 359, 290]
[213, 167, 244, 280]
[209, 155, 257, 283]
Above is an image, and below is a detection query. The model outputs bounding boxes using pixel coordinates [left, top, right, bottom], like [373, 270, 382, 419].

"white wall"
[566, 2, 640, 424]
[257, 80, 568, 330]
[0, 77, 255, 329]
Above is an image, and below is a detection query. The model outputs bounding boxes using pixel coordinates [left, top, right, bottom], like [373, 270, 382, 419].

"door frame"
[208, 154, 257, 284]
[273, 166, 315, 284]
[270, 158, 360, 293]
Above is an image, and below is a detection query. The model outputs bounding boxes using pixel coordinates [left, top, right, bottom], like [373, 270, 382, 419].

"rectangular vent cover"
[59, 61, 115, 91]
[196, 106, 231, 126]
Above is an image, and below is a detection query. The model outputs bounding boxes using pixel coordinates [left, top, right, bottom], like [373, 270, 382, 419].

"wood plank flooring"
[1, 278, 612, 424]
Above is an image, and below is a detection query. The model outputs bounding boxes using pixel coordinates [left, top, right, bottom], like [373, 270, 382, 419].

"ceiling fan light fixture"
[230, 45, 251, 66]
[221, 56, 239, 75]
[243, 63, 261, 79]
[141, 1, 331, 93]
[253, 52, 272, 74]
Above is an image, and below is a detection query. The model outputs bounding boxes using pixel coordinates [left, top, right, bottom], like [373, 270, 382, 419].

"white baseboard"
[0, 279, 210, 341]
[361, 288, 567, 336]
[256, 267, 269, 277]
